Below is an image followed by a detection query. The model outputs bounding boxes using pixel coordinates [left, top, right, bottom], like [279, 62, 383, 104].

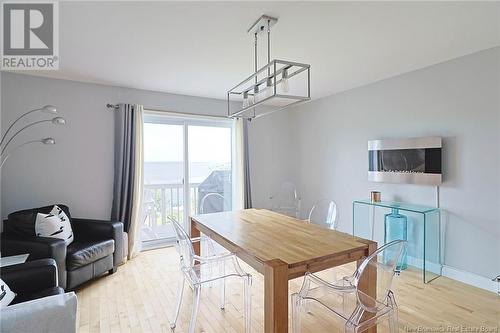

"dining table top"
[190, 208, 375, 273]
[190, 208, 378, 333]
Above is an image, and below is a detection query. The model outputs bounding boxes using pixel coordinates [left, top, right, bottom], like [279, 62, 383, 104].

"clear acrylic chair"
[307, 199, 339, 280]
[291, 240, 407, 333]
[270, 182, 301, 218]
[308, 199, 338, 230]
[199, 192, 230, 255]
[199, 192, 230, 214]
[169, 218, 252, 333]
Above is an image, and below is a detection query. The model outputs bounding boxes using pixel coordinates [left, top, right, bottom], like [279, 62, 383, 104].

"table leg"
[190, 217, 201, 256]
[264, 259, 289, 333]
[357, 241, 377, 333]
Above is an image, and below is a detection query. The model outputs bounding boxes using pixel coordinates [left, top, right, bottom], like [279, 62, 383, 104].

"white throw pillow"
[0, 278, 16, 308]
[35, 207, 74, 245]
[50, 205, 73, 245]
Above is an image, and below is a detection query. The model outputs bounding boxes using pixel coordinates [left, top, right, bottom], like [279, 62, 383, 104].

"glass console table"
[353, 199, 441, 283]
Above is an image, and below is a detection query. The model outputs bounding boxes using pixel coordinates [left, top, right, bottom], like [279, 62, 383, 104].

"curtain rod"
[105, 103, 230, 119]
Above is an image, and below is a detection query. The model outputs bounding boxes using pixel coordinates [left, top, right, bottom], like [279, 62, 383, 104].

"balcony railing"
[142, 183, 200, 242]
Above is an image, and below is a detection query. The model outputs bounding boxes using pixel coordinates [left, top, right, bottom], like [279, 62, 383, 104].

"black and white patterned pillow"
[50, 205, 73, 244]
[0, 278, 16, 308]
[35, 205, 74, 245]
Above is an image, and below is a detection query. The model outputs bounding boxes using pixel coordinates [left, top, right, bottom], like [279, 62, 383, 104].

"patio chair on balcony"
[141, 188, 159, 242]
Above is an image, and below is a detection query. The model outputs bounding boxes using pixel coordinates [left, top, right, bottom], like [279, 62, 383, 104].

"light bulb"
[281, 68, 290, 93]
[242, 91, 250, 108]
[265, 78, 273, 98]
[42, 105, 57, 114]
[52, 117, 66, 125]
[41, 138, 56, 145]
[253, 86, 260, 103]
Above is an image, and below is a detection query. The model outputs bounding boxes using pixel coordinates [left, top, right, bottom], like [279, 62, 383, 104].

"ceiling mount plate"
[247, 15, 278, 35]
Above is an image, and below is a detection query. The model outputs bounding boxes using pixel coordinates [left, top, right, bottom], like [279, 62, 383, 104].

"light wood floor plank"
[75, 247, 499, 333]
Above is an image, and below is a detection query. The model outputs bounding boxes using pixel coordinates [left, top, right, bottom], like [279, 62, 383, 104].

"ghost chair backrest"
[308, 199, 338, 230]
[199, 193, 230, 214]
[354, 240, 407, 313]
[170, 217, 195, 270]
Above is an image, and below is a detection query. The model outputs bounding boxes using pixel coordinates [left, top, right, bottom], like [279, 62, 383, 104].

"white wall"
[248, 111, 296, 209]
[2, 47, 498, 286]
[0, 73, 230, 220]
[285, 48, 499, 280]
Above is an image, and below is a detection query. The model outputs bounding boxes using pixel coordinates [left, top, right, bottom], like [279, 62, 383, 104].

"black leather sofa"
[1, 204, 124, 290]
[1, 258, 64, 305]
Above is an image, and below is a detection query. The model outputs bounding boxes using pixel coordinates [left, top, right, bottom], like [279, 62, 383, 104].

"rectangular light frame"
[227, 59, 311, 119]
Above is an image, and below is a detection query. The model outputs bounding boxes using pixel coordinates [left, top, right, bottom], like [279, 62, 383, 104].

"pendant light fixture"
[227, 15, 311, 119]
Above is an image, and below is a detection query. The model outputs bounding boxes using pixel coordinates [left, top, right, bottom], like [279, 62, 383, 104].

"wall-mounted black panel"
[368, 137, 442, 185]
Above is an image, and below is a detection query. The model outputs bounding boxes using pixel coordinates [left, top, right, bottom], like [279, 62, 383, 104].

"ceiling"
[20, 1, 500, 101]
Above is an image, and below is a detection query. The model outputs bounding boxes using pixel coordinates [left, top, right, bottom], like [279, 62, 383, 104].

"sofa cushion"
[12, 287, 64, 305]
[5, 204, 72, 238]
[66, 239, 114, 271]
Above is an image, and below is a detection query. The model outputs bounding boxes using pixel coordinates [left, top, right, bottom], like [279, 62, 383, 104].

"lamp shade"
[42, 105, 57, 114]
[41, 138, 56, 145]
[52, 117, 66, 125]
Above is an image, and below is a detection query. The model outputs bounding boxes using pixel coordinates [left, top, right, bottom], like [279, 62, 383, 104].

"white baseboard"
[442, 265, 498, 294]
[405, 256, 498, 293]
[407, 256, 442, 275]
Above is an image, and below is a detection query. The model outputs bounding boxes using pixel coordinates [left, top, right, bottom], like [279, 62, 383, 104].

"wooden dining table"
[190, 208, 377, 333]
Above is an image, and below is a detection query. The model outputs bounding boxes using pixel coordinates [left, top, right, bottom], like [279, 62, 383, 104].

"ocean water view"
[144, 161, 230, 185]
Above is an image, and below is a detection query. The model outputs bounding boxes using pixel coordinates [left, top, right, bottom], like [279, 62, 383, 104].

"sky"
[144, 123, 232, 163]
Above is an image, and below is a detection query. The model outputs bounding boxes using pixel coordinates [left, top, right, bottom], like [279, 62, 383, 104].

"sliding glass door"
[188, 125, 233, 216]
[142, 121, 185, 245]
[142, 113, 234, 247]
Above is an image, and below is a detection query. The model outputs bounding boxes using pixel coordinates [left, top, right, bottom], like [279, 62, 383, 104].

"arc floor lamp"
[0, 105, 65, 169]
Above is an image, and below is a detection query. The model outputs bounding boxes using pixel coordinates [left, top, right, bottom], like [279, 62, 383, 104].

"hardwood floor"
[75, 247, 499, 333]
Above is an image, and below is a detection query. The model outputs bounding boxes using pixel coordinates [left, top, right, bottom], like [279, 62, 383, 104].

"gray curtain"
[111, 104, 139, 232]
[242, 119, 252, 208]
